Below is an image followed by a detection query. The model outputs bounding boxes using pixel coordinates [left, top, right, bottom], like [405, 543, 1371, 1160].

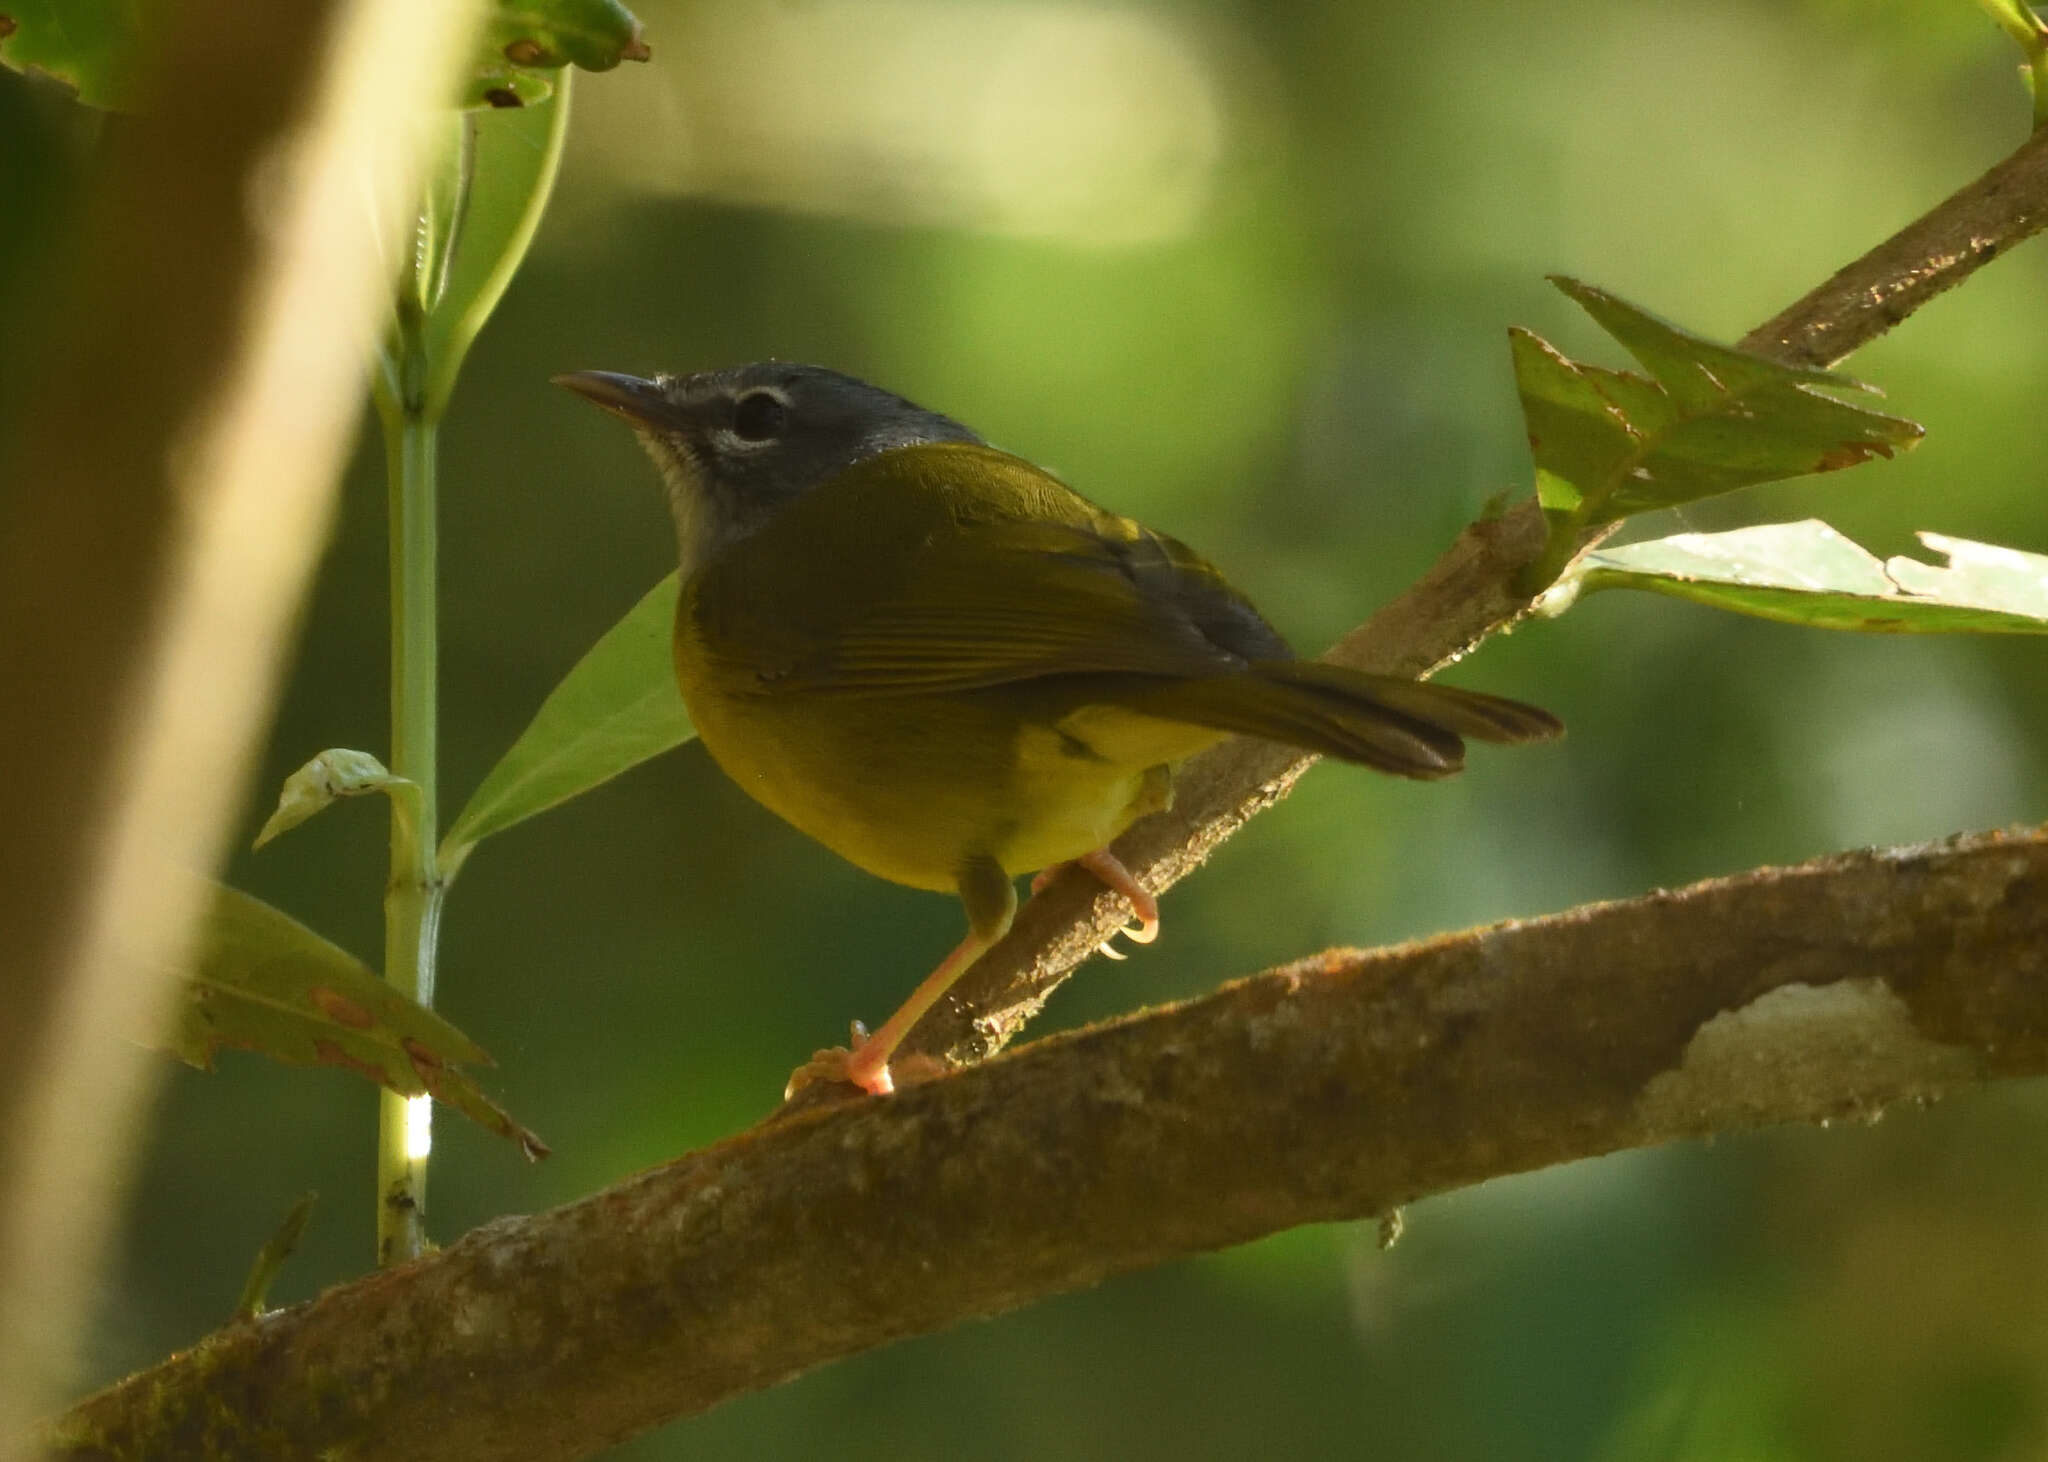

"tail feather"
[1259, 662, 1564, 745]
[1128, 663, 1561, 780]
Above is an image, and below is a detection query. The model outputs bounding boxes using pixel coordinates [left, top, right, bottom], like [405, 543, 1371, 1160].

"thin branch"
[1739, 123, 2048, 366]
[50, 828, 2048, 1462]
[892, 123, 2048, 1076]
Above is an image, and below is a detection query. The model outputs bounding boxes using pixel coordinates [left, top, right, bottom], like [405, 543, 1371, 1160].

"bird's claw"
[1035, 854, 1161, 959]
[781, 1021, 948, 1100]
[1095, 914, 1159, 959]
[783, 1021, 885, 1100]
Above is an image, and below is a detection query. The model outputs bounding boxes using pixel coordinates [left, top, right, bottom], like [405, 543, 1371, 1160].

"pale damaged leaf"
[165, 885, 547, 1159]
[1553, 521, 2048, 635]
[255, 748, 416, 850]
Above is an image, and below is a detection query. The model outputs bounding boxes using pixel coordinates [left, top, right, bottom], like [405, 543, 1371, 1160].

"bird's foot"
[1033, 849, 1160, 956]
[782, 1022, 946, 1101]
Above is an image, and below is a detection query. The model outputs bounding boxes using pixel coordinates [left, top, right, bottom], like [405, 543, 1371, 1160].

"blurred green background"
[9, 0, 2048, 1457]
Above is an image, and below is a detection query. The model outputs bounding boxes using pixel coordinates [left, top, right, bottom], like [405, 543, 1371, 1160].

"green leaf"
[232, 1193, 316, 1322]
[489, 0, 649, 70]
[1513, 277, 1924, 526]
[1887, 531, 2048, 618]
[167, 885, 548, 1159]
[0, 0, 143, 108]
[1554, 521, 2048, 635]
[0, 0, 650, 112]
[464, 0, 649, 109]
[408, 114, 475, 319]
[443, 573, 694, 870]
[463, 66, 556, 111]
[419, 83, 572, 418]
[254, 748, 417, 850]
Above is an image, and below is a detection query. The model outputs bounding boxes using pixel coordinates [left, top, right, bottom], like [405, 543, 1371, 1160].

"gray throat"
[643, 435, 748, 581]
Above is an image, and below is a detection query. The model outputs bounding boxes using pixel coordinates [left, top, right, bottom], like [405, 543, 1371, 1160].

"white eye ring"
[730, 388, 789, 442]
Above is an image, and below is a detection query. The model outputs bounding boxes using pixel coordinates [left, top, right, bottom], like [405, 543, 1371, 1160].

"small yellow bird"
[556, 364, 1561, 1098]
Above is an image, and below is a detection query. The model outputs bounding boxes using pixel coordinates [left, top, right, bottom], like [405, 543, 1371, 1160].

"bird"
[554, 362, 1561, 1098]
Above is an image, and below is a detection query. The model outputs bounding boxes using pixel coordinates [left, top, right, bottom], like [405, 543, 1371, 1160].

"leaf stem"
[372, 303, 444, 1267]
[1516, 508, 1595, 597]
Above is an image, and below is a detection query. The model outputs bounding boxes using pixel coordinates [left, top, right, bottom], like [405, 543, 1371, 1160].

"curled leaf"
[254, 748, 416, 850]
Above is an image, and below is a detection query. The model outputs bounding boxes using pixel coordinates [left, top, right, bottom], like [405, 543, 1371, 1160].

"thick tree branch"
[895, 123, 2048, 1075]
[51, 828, 2048, 1461]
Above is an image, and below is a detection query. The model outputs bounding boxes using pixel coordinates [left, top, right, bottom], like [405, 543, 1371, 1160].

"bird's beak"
[551, 370, 686, 430]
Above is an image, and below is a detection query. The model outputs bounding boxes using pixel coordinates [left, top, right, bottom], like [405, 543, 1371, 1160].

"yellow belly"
[680, 653, 1218, 892]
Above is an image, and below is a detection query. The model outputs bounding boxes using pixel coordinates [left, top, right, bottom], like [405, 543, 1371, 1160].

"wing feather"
[695, 445, 1288, 697]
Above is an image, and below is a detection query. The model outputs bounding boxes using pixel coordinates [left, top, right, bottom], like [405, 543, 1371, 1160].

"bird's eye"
[731, 390, 787, 442]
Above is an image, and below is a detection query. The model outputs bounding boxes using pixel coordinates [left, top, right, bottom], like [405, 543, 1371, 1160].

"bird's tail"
[1129, 662, 1562, 779]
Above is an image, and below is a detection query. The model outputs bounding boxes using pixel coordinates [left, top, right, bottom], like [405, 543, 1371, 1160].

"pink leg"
[1075, 848, 1159, 942]
[786, 933, 991, 1099]
[785, 857, 1016, 1100]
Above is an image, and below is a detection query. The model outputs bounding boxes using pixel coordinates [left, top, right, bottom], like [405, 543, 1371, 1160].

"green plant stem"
[373, 312, 444, 1267]
[360, 88, 571, 1264]
[1975, 0, 2048, 127]
[1517, 508, 1593, 597]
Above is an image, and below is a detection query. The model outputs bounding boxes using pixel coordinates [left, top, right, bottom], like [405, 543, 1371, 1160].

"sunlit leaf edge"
[1564, 520, 2048, 636]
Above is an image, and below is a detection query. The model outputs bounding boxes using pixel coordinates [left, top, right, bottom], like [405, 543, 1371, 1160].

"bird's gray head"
[554, 362, 981, 575]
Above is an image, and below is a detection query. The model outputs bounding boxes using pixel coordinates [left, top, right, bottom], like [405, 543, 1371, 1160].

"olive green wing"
[683, 441, 1562, 775]
[733, 445, 1290, 696]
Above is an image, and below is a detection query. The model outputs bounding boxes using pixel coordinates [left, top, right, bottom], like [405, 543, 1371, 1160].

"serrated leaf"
[1561, 521, 2048, 634]
[463, 0, 648, 108]
[255, 748, 415, 850]
[1514, 277, 1924, 526]
[166, 885, 547, 1159]
[0, 0, 143, 108]
[443, 573, 694, 868]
